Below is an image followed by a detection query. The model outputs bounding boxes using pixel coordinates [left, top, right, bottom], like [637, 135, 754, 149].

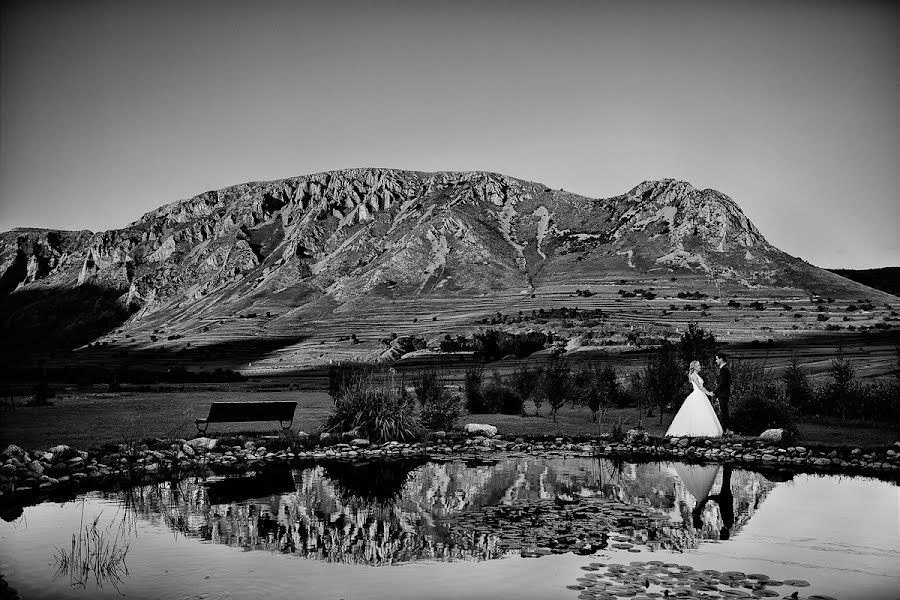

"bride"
[666, 360, 723, 437]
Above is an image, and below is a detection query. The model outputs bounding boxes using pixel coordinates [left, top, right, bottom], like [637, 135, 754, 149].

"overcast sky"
[1, 0, 897, 268]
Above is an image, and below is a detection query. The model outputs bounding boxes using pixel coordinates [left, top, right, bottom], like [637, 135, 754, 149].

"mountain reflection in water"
[115, 458, 777, 565]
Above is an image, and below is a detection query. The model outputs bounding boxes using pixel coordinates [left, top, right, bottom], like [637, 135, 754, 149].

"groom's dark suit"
[714, 364, 732, 428]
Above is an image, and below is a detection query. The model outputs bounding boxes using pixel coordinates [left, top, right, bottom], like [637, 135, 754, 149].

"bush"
[820, 347, 857, 419]
[510, 365, 543, 415]
[471, 329, 550, 360]
[782, 355, 814, 413]
[327, 362, 376, 401]
[322, 371, 423, 443]
[413, 369, 461, 431]
[599, 365, 622, 409]
[29, 380, 56, 406]
[464, 366, 487, 413]
[482, 371, 524, 415]
[729, 360, 797, 437]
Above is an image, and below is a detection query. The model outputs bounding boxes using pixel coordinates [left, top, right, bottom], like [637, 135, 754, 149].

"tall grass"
[322, 367, 423, 443]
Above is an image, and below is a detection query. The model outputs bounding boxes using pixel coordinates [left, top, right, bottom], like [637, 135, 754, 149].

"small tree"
[782, 354, 813, 414]
[464, 365, 486, 413]
[413, 368, 462, 431]
[482, 371, 523, 415]
[511, 365, 542, 416]
[678, 321, 718, 366]
[642, 342, 684, 425]
[598, 365, 620, 412]
[541, 354, 571, 422]
[573, 367, 598, 421]
[826, 347, 856, 419]
[629, 371, 647, 427]
[730, 359, 797, 437]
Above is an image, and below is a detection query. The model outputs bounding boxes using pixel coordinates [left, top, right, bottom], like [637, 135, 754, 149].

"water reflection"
[104, 457, 778, 565]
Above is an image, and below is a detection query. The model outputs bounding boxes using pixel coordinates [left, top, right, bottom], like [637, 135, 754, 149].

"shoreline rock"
[2, 436, 898, 511]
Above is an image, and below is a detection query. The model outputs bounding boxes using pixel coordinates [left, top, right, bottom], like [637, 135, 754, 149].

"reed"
[54, 503, 130, 591]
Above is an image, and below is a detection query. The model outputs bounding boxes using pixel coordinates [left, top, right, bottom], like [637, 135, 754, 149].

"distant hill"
[827, 267, 900, 298]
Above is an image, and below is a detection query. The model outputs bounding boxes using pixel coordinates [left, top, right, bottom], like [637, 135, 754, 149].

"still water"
[1, 456, 897, 600]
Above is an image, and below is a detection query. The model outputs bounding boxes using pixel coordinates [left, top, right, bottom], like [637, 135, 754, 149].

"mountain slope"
[827, 267, 900, 298]
[1, 168, 895, 369]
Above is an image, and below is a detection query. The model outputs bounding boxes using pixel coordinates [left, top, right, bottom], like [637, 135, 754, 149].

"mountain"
[1, 169, 895, 371]
[826, 267, 900, 298]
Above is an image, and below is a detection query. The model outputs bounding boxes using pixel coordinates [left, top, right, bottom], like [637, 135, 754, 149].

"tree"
[826, 347, 856, 419]
[782, 354, 813, 413]
[642, 342, 684, 425]
[678, 321, 718, 366]
[464, 366, 486, 413]
[511, 365, 543, 416]
[540, 354, 571, 422]
[598, 365, 620, 411]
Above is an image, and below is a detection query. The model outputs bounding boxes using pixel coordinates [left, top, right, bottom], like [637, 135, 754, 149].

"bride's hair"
[688, 360, 701, 375]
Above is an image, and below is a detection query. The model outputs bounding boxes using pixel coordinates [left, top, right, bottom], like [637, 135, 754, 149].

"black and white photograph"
[1, 1, 898, 599]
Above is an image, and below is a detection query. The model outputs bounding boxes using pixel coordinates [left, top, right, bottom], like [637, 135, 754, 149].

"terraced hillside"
[1, 169, 896, 375]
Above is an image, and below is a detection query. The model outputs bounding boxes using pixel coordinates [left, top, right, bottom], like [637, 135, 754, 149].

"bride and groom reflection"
[672, 463, 734, 540]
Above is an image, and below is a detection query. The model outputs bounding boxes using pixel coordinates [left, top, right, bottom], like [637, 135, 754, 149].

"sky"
[1, 0, 897, 269]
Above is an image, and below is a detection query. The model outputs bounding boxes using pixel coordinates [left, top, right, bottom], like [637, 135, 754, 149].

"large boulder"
[186, 437, 218, 451]
[378, 335, 426, 361]
[759, 428, 784, 442]
[1, 445, 27, 461]
[464, 423, 497, 437]
[625, 429, 650, 444]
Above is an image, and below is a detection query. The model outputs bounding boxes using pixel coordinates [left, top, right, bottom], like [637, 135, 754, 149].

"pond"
[1, 456, 897, 599]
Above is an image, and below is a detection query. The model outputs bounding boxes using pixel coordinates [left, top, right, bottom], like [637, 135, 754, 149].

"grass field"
[2, 384, 896, 452]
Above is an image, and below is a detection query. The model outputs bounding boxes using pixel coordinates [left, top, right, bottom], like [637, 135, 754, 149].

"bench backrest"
[205, 401, 297, 423]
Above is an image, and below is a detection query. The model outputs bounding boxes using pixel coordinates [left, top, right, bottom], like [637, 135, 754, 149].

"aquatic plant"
[54, 504, 130, 592]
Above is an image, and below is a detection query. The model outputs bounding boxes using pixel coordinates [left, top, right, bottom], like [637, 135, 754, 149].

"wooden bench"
[195, 401, 297, 434]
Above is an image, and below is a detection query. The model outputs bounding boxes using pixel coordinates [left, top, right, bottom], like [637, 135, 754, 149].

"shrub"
[322, 371, 423, 443]
[413, 369, 461, 431]
[782, 354, 814, 413]
[820, 348, 857, 419]
[464, 366, 487, 413]
[599, 365, 622, 409]
[482, 371, 524, 415]
[471, 329, 550, 360]
[327, 362, 376, 401]
[510, 365, 543, 415]
[29, 380, 56, 406]
[852, 379, 900, 424]
[419, 389, 462, 431]
[412, 368, 443, 408]
[729, 360, 797, 437]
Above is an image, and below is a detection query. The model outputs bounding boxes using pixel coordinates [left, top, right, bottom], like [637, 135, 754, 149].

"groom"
[713, 353, 732, 430]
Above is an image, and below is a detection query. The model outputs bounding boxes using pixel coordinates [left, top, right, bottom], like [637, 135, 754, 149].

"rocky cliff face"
[0, 168, 888, 362]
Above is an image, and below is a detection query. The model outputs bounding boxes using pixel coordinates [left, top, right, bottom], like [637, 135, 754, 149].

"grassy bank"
[1, 386, 896, 452]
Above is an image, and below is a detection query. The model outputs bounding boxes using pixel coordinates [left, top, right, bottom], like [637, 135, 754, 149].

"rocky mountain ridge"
[1, 168, 892, 366]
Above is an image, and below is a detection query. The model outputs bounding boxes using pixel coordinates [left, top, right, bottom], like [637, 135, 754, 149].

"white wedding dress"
[665, 373, 723, 437]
